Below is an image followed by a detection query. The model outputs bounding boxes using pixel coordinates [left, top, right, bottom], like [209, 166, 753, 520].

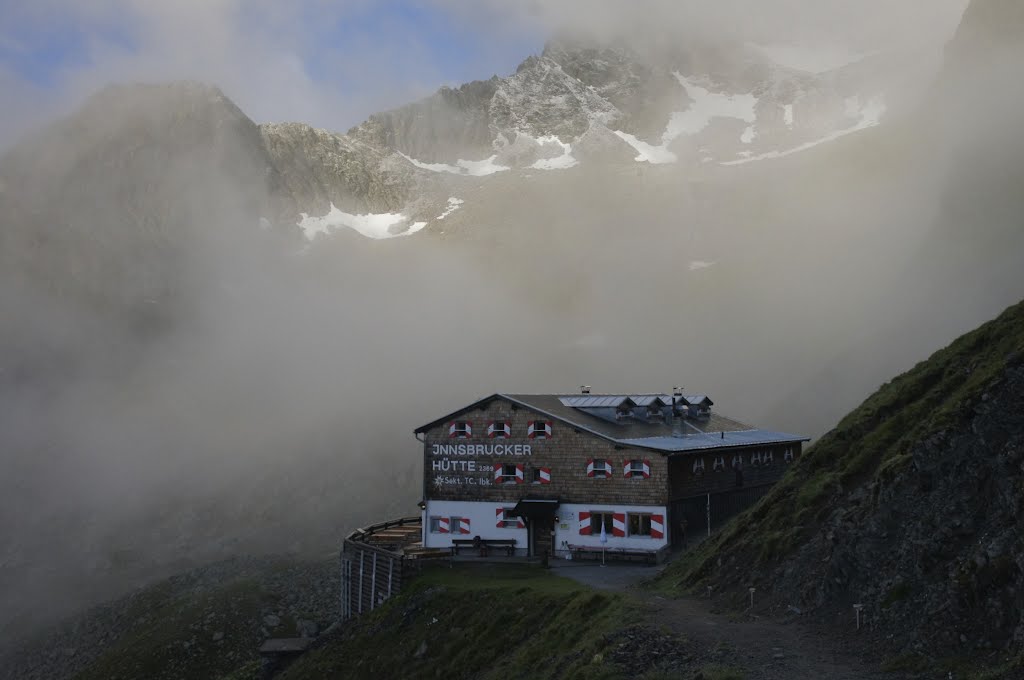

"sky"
[0, 0, 970, 150]
[0, 1, 543, 148]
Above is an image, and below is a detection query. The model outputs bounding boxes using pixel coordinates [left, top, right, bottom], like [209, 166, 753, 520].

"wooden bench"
[451, 538, 517, 557]
[567, 544, 660, 564]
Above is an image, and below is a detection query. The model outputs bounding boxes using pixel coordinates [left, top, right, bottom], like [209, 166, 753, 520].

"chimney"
[580, 385, 591, 394]
[671, 386, 684, 438]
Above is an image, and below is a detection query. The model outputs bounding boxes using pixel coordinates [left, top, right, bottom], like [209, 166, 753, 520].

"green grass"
[653, 298, 1024, 596]
[280, 563, 640, 680]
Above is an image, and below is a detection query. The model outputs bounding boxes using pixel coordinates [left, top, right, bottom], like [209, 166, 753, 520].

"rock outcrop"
[668, 299, 1024, 666]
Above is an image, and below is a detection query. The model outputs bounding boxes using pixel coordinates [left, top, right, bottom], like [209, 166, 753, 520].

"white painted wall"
[423, 499, 528, 551]
[553, 503, 669, 553]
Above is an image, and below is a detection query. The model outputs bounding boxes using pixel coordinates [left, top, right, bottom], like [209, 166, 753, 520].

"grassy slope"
[280, 564, 638, 680]
[658, 298, 1024, 591]
[73, 577, 291, 680]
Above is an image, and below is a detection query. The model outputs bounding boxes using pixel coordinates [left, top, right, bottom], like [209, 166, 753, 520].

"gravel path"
[553, 557, 903, 680]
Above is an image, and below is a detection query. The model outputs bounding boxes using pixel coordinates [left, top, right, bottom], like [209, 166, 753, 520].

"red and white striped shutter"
[612, 512, 626, 537]
[438, 517, 450, 534]
[448, 422, 457, 438]
[604, 460, 613, 477]
[464, 422, 472, 437]
[517, 516, 525, 529]
[579, 511, 591, 535]
[515, 463, 525, 484]
[495, 508, 505, 528]
[493, 462, 502, 482]
[502, 422, 511, 437]
[543, 421, 553, 437]
[642, 459, 651, 479]
[459, 518, 471, 535]
[487, 421, 496, 438]
[651, 514, 665, 539]
[623, 459, 632, 478]
[527, 421, 537, 438]
[586, 458, 595, 477]
[539, 467, 551, 484]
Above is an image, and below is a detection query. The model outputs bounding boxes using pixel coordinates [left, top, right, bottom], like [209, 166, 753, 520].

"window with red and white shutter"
[623, 459, 651, 479]
[526, 420, 553, 439]
[486, 420, 511, 438]
[650, 514, 665, 539]
[448, 421, 472, 438]
[496, 507, 525, 529]
[586, 458, 613, 478]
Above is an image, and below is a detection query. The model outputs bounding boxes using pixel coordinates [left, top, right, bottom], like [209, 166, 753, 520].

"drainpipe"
[415, 431, 427, 544]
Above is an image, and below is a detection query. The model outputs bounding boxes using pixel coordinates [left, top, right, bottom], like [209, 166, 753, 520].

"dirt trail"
[634, 591, 896, 680]
[553, 560, 899, 680]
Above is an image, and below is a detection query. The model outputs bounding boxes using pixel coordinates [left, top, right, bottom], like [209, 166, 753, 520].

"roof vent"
[580, 385, 591, 394]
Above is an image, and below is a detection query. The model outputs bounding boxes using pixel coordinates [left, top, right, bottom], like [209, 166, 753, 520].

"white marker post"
[749, 587, 756, 609]
[854, 604, 864, 630]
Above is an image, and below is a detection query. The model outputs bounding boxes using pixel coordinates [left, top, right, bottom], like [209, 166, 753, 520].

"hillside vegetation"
[657, 299, 1024, 674]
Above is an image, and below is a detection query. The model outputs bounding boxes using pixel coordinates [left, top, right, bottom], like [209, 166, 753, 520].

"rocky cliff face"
[260, 122, 417, 216]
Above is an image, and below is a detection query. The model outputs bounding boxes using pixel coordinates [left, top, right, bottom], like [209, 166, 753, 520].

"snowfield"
[529, 135, 578, 170]
[436, 197, 464, 220]
[722, 96, 886, 166]
[401, 152, 510, 176]
[614, 74, 758, 164]
[298, 203, 426, 240]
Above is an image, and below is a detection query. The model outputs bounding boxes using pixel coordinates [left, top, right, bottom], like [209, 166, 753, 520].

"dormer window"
[448, 421, 472, 438]
[615, 406, 633, 420]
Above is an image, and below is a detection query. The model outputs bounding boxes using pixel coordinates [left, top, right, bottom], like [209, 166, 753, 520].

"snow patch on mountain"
[722, 96, 886, 166]
[436, 197, 464, 220]
[529, 135, 578, 169]
[612, 130, 678, 164]
[298, 203, 425, 240]
[613, 74, 758, 164]
[689, 260, 717, 271]
[400, 152, 510, 176]
[783, 104, 795, 128]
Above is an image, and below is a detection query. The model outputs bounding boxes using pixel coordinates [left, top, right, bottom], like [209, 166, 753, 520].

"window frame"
[590, 511, 614, 535]
[450, 421, 471, 438]
[428, 516, 445, 534]
[500, 463, 518, 485]
[489, 420, 510, 439]
[628, 513, 653, 538]
[499, 507, 521, 529]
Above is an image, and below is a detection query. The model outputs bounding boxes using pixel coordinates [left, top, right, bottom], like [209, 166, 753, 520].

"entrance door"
[531, 519, 554, 558]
